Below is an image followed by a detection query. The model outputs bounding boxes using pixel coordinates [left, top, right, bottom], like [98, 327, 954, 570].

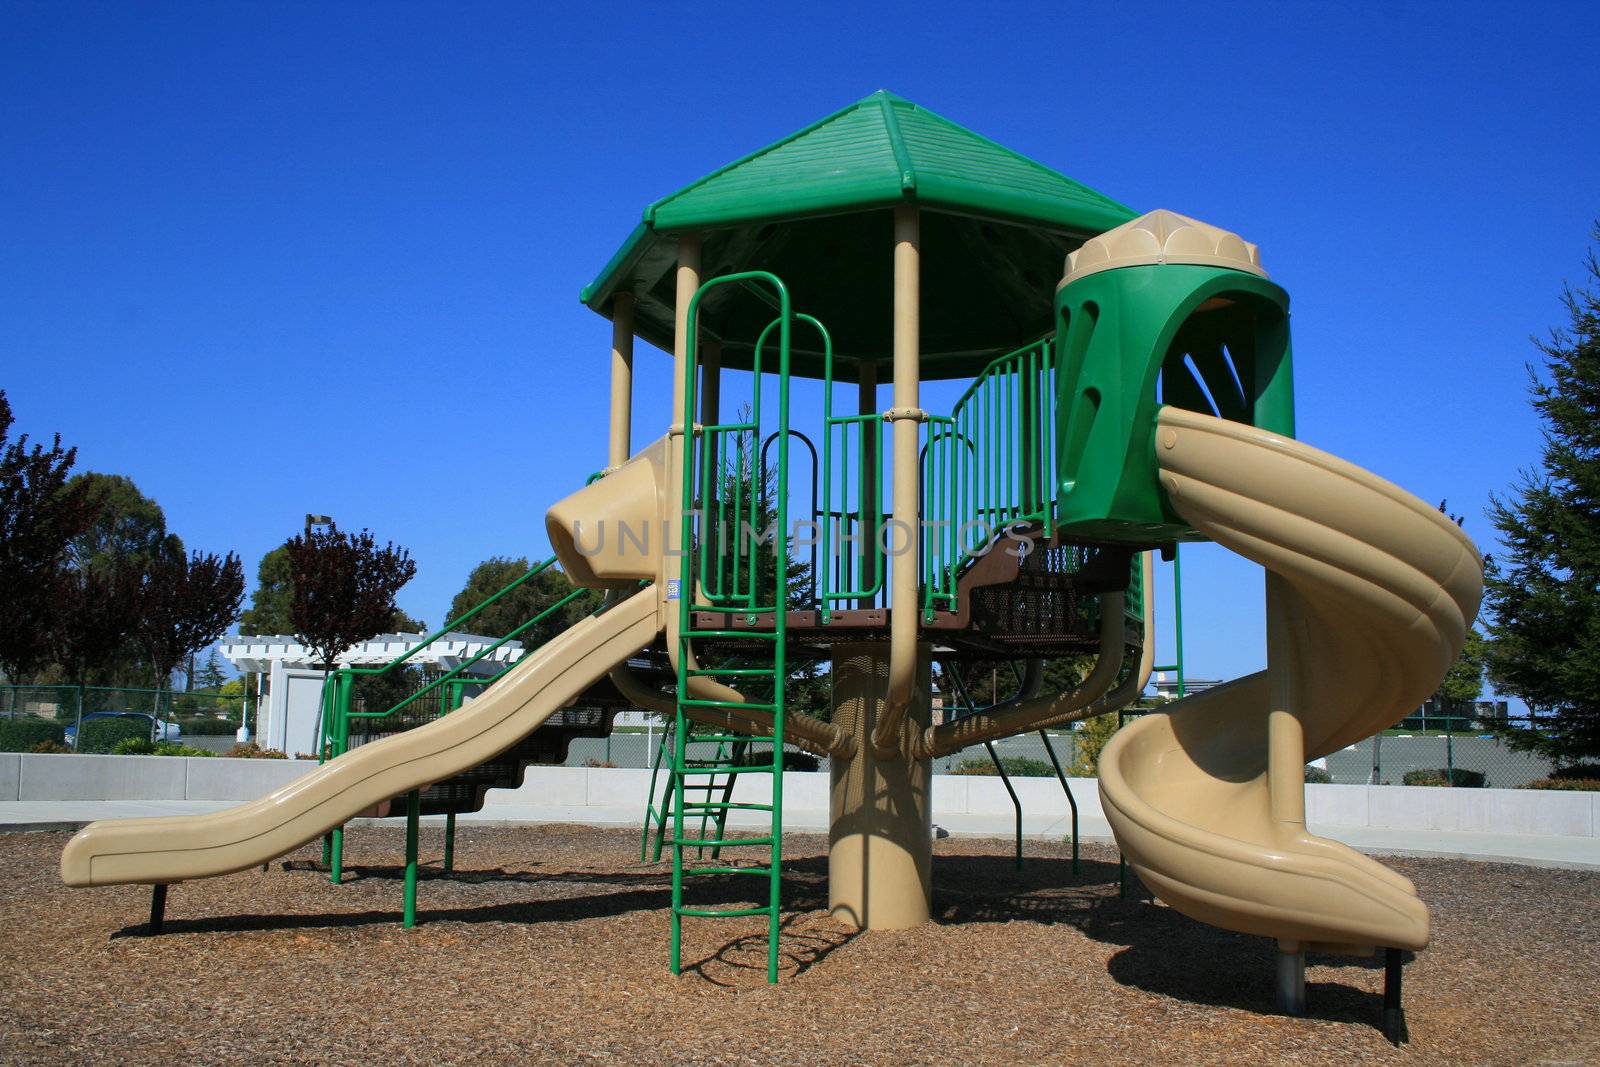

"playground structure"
[59, 92, 1481, 1031]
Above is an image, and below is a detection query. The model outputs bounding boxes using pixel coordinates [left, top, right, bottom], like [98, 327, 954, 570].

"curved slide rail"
[1100, 408, 1482, 951]
[62, 586, 662, 888]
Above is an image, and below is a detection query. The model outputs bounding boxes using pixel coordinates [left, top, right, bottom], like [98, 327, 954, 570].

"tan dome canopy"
[1060, 209, 1267, 289]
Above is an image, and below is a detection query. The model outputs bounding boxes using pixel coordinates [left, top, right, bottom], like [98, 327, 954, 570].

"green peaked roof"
[641, 90, 1133, 234]
[580, 92, 1137, 379]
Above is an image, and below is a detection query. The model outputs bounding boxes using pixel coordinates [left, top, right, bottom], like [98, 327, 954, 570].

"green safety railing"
[819, 333, 885, 620]
[314, 553, 595, 889]
[921, 335, 1056, 616]
[673, 270, 799, 985]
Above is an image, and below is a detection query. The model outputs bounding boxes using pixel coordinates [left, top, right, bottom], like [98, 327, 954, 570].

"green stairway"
[668, 271, 809, 984]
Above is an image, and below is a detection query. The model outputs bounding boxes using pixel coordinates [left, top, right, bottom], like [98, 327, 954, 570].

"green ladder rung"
[677, 765, 775, 776]
[683, 865, 773, 877]
[680, 699, 778, 712]
[686, 667, 778, 678]
[685, 733, 777, 743]
[674, 905, 776, 919]
[679, 802, 774, 812]
[671, 835, 774, 848]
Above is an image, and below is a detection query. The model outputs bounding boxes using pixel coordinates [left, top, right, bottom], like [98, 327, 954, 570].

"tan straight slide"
[61, 585, 663, 888]
[1099, 407, 1482, 951]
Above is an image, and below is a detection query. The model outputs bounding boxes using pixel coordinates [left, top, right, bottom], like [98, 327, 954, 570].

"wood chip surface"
[1, 826, 1595, 1064]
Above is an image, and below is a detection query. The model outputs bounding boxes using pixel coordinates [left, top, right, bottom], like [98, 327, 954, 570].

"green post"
[403, 789, 420, 928]
[443, 811, 456, 874]
[330, 825, 344, 884]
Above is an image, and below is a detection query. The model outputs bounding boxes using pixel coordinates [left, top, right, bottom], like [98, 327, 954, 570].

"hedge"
[0, 718, 65, 753]
[1402, 768, 1487, 788]
[953, 756, 1057, 777]
[77, 717, 153, 753]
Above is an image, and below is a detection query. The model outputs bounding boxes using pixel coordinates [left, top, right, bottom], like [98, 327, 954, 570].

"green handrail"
[819, 323, 884, 620]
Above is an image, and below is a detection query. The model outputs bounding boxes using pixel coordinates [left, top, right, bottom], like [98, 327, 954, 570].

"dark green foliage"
[1484, 226, 1600, 764]
[239, 546, 293, 636]
[0, 717, 65, 752]
[1401, 768, 1487, 788]
[0, 391, 100, 683]
[286, 523, 416, 669]
[953, 755, 1056, 777]
[111, 737, 213, 757]
[1304, 765, 1332, 784]
[175, 716, 238, 736]
[65, 473, 171, 572]
[445, 557, 594, 648]
[1555, 762, 1600, 779]
[77, 716, 150, 753]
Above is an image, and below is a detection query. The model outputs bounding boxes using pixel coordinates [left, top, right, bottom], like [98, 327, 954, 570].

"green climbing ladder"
[669, 271, 814, 984]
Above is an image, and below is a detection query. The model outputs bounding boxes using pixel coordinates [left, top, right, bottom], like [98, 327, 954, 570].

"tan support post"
[829, 643, 932, 930]
[858, 361, 878, 609]
[701, 339, 722, 428]
[664, 234, 702, 658]
[872, 204, 922, 756]
[1266, 571, 1307, 827]
[607, 293, 635, 471]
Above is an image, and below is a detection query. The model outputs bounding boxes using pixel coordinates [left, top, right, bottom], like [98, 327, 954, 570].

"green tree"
[239, 546, 292, 635]
[445, 557, 593, 648]
[65, 472, 171, 571]
[1483, 225, 1600, 764]
[194, 649, 228, 691]
[0, 391, 100, 683]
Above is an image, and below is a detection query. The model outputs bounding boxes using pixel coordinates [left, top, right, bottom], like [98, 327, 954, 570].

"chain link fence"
[1, 685, 253, 753]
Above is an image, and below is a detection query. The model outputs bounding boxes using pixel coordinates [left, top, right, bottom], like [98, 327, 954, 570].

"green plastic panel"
[1053, 264, 1295, 542]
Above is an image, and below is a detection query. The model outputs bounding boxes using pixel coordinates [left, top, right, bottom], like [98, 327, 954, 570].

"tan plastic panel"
[547, 436, 670, 588]
[60, 586, 663, 888]
[1098, 407, 1482, 951]
[1059, 209, 1266, 289]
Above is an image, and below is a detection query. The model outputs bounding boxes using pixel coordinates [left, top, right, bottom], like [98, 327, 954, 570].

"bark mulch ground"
[1, 824, 1595, 1065]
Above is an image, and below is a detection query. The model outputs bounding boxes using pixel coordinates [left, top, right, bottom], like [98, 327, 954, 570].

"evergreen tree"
[1483, 225, 1600, 764]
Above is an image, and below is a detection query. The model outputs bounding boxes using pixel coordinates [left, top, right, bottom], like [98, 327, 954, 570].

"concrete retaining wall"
[3, 754, 1594, 838]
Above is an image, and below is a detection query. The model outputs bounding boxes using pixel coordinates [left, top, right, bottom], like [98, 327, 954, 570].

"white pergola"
[216, 632, 526, 753]
[219, 632, 525, 676]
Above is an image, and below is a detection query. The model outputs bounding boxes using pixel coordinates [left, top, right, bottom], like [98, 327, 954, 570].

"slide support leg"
[330, 825, 344, 885]
[147, 884, 167, 935]
[403, 790, 420, 929]
[1384, 948, 1408, 1045]
[443, 812, 456, 874]
[1275, 944, 1306, 1016]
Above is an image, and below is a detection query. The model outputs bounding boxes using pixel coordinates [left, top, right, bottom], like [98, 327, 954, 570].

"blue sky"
[3, 2, 1597, 689]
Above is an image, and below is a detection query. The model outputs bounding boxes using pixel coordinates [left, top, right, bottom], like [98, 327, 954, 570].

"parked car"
[64, 712, 181, 748]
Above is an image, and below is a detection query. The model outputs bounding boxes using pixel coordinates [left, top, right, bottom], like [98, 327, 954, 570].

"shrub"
[111, 736, 156, 755]
[0, 717, 65, 752]
[1304, 765, 1332, 784]
[1522, 776, 1600, 791]
[584, 758, 617, 768]
[782, 751, 821, 772]
[77, 717, 152, 753]
[224, 742, 286, 759]
[29, 739, 71, 754]
[1554, 763, 1600, 781]
[953, 755, 1056, 777]
[1402, 768, 1487, 788]
[176, 717, 238, 736]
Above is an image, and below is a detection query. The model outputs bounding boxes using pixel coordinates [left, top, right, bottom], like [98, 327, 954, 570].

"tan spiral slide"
[60, 585, 662, 888]
[1099, 406, 1483, 953]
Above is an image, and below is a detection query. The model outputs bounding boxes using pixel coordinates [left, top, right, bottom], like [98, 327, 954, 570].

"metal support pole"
[1275, 945, 1307, 1016]
[1040, 730, 1079, 877]
[403, 790, 420, 928]
[985, 740, 1023, 870]
[330, 825, 344, 884]
[148, 884, 168, 935]
[1384, 947, 1407, 1045]
[443, 811, 456, 874]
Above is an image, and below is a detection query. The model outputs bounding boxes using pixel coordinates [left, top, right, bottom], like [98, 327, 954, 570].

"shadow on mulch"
[931, 851, 1398, 1035]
